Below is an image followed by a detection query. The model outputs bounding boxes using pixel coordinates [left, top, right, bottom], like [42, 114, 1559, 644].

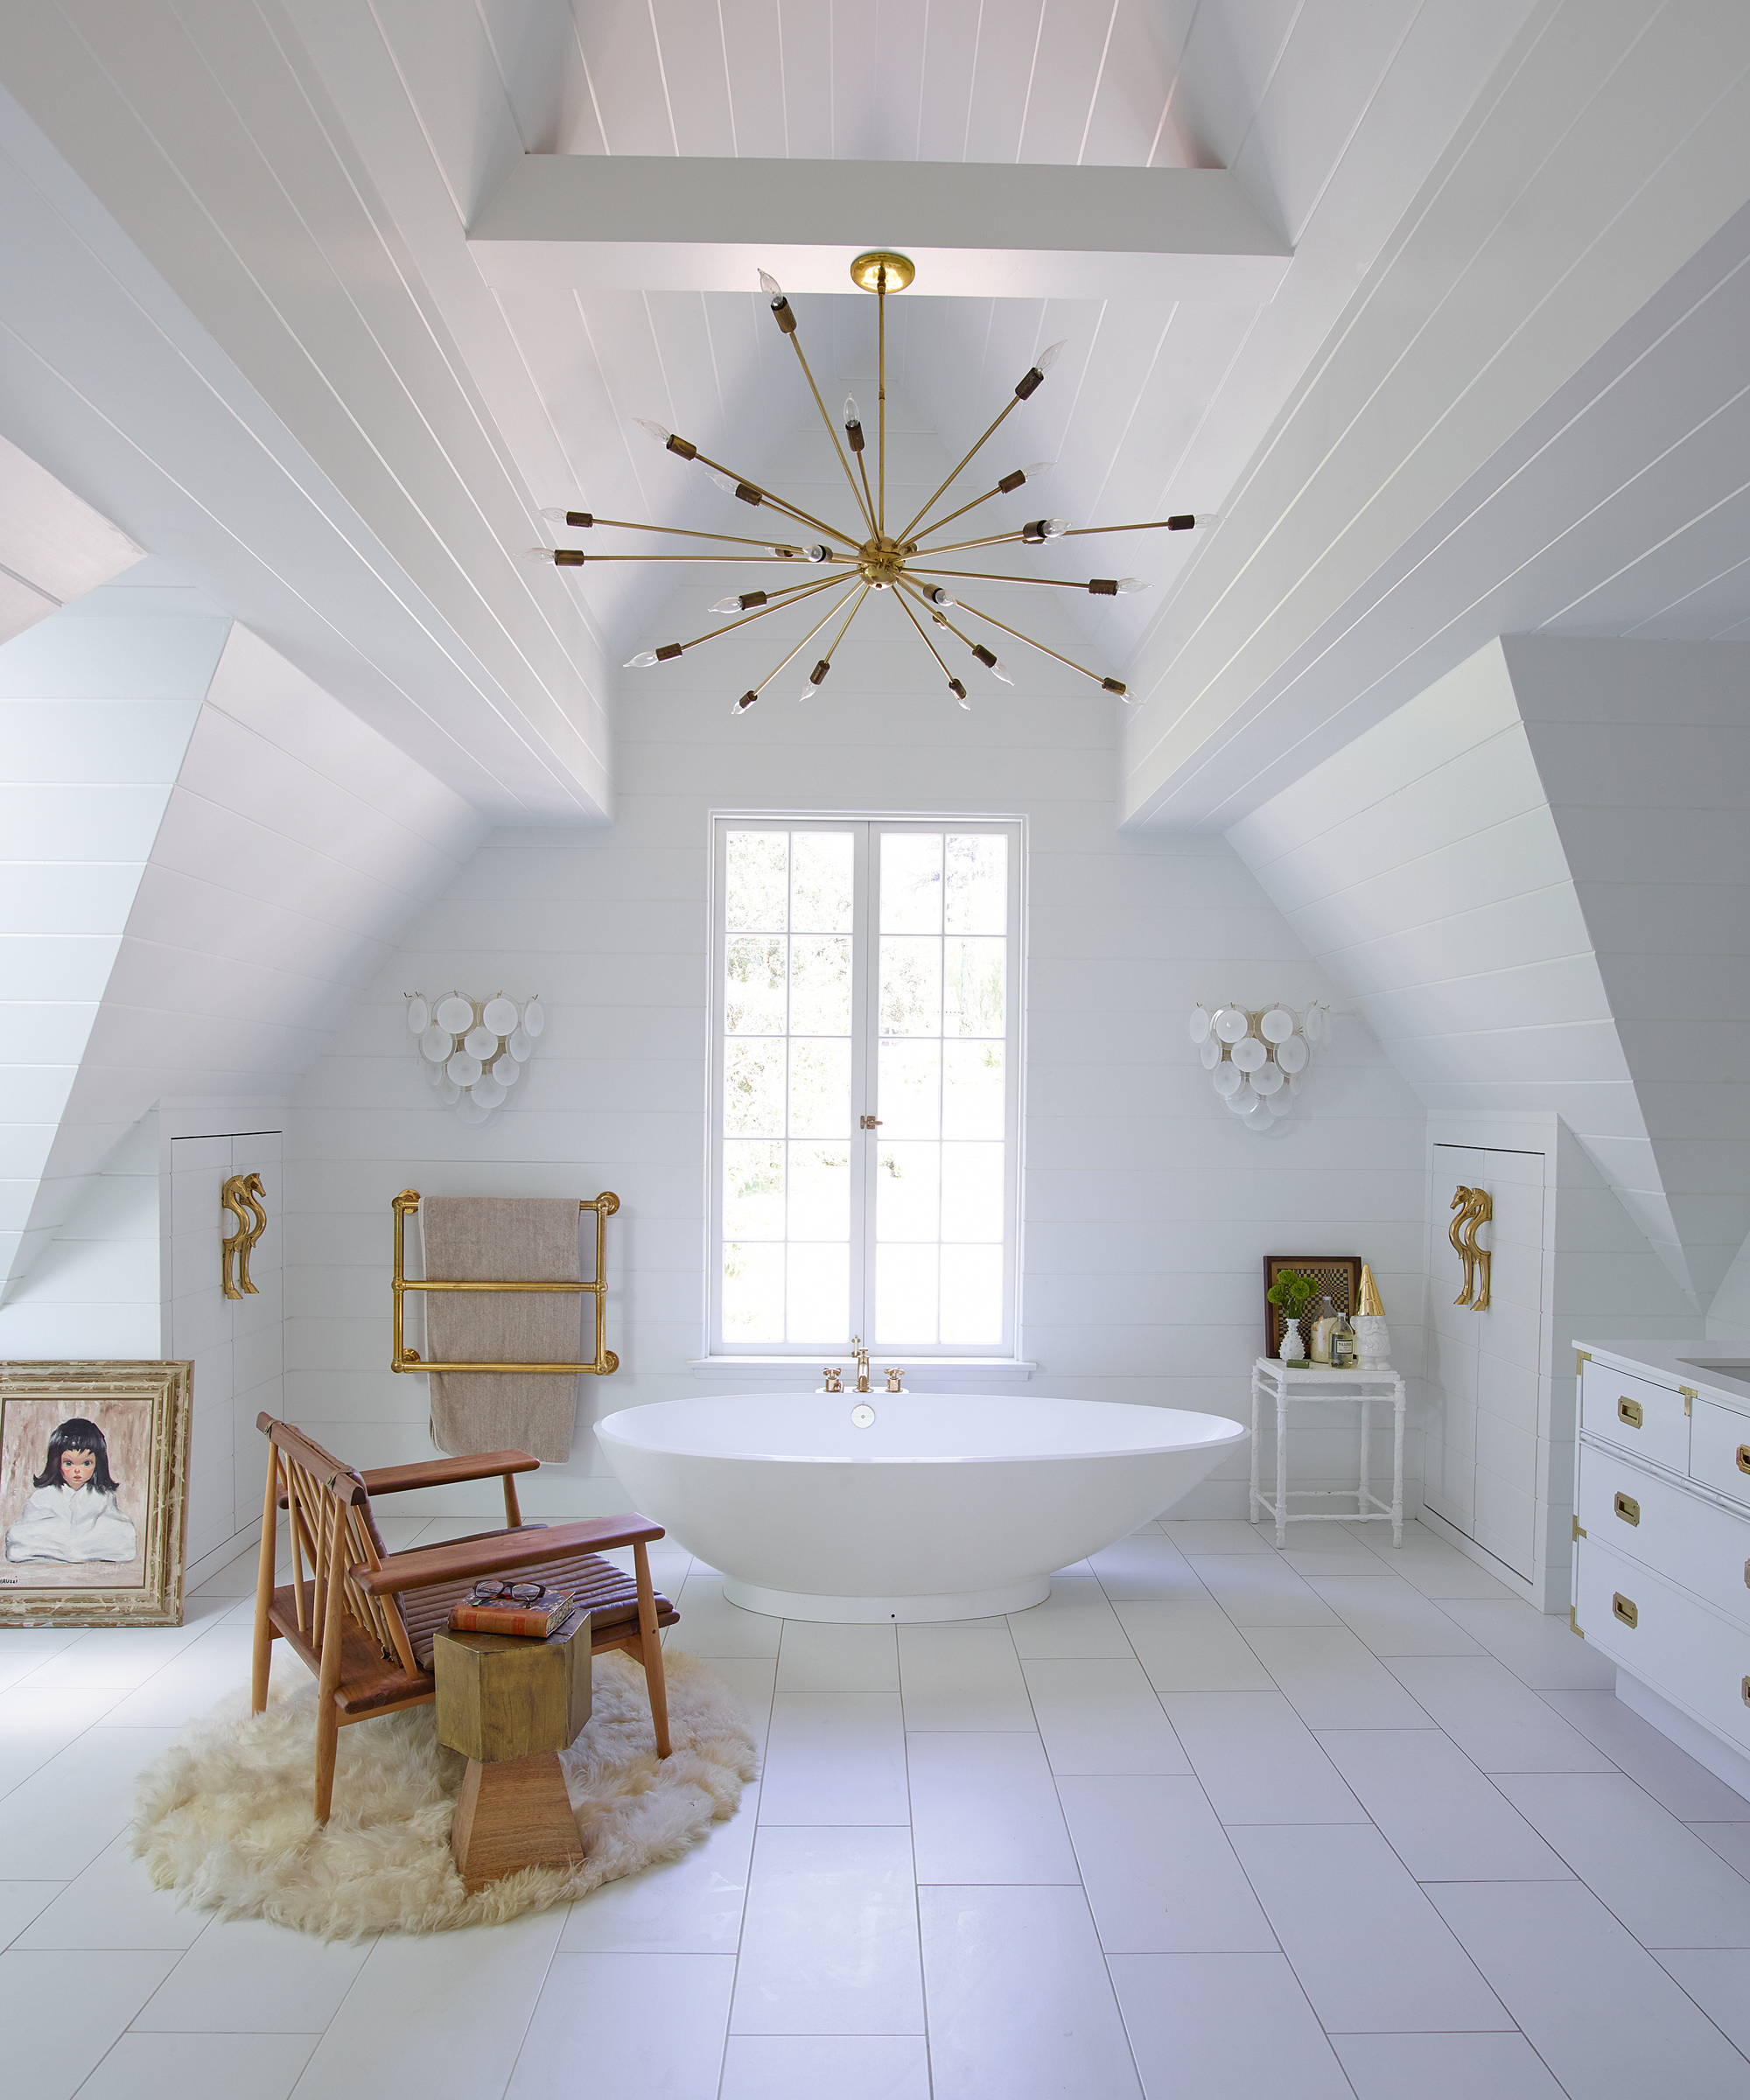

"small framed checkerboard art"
[1263, 1256, 1362, 1360]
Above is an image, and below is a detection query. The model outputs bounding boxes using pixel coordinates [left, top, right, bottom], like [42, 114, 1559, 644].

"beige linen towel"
[423, 1197, 582, 1461]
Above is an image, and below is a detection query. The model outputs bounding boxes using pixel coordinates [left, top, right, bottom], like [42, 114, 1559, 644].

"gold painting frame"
[1263, 1256, 1362, 1360]
[0, 1361, 192, 1628]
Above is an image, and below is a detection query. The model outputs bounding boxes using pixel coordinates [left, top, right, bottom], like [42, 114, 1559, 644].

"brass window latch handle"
[859, 1115, 883, 1129]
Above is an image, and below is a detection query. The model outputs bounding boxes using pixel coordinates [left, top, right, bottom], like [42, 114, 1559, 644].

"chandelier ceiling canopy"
[531, 254, 1204, 715]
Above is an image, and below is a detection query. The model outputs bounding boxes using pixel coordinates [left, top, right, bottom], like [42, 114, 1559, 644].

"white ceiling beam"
[469, 158, 1291, 303]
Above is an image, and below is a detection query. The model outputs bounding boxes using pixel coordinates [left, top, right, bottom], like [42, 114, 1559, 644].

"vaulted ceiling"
[4, 1, 1750, 1308]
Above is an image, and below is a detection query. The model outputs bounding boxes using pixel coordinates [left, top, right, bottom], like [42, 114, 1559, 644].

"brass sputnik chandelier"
[529, 252, 1200, 714]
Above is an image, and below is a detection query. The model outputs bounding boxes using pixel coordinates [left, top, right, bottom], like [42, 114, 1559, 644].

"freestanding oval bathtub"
[595, 1393, 1248, 1622]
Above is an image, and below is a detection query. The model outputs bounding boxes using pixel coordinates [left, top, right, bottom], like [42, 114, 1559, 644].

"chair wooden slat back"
[262, 1420, 418, 1681]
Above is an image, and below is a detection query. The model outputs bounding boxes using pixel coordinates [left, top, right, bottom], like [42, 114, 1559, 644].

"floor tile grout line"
[710, 1616, 780, 2100]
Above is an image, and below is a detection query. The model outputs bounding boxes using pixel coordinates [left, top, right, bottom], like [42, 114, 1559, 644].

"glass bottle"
[1329, 1307, 1357, 1369]
[1309, 1294, 1338, 1364]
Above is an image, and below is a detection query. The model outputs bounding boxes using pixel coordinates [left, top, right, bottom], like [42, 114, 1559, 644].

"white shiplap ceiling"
[402, 0, 1543, 680]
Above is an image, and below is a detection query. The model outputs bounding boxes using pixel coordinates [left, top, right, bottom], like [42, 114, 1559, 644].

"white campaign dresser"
[1572, 1340, 1750, 1799]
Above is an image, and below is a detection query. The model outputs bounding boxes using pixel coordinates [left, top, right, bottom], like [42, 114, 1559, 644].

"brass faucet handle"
[885, 1367, 903, 1393]
[823, 1367, 843, 1392]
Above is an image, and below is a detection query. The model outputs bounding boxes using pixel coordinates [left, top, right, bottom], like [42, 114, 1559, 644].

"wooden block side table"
[435, 1607, 593, 1891]
[1250, 1358, 1406, 1550]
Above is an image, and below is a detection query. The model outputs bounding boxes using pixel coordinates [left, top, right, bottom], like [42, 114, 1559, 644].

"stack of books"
[448, 1578, 577, 1639]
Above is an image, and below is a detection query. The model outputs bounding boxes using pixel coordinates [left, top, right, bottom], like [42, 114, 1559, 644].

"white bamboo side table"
[1250, 1358, 1406, 1548]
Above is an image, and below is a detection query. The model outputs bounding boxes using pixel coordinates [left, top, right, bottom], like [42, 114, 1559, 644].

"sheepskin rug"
[131, 1650, 756, 1938]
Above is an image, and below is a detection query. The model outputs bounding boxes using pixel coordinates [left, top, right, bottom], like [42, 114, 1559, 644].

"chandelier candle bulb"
[844, 396, 864, 452]
[624, 651, 658, 668]
[759, 269, 797, 332]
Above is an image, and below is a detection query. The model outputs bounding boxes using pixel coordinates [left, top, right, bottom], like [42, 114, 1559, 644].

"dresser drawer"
[1578, 1444, 1750, 1630]
[1576, 1536, 1750, 1757]
[1690, 1398, 1750, 1511]
[1580, 1362, 1689, 1472]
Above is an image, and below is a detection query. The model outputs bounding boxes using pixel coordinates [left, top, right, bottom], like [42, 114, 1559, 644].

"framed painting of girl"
[0, 1361, 192, 1627]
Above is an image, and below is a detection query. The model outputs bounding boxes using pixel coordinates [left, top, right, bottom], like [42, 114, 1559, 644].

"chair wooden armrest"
[354, 1514, 666, 1596]
[360, 1449, 539, 1527]
[360, 1452, 538, 1494]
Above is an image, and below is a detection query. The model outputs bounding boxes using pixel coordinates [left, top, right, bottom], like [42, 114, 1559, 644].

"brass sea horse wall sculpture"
[221, 1172, 268, 1299]
[1449, 1186, 1493, 1312]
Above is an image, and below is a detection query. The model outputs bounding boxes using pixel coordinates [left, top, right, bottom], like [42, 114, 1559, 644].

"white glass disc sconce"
[406, 992, 545, 1126]
[1190, 1002, 1328, 1134]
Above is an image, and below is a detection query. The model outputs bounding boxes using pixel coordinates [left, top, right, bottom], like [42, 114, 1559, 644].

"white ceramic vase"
[1278, 1318, 1305, 1363]
[1354, 1314, 1390, 1368]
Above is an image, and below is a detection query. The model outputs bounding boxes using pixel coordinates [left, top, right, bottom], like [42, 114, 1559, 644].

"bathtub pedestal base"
[722, 1575, 1050, 1623]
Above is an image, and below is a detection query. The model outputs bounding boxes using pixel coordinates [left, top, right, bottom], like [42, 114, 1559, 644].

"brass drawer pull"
[1612, 1592, 1638, 1629]
[1738, 1445, 1750, 1474]
[1618, 1397, 1643, 1429]
[1743, 1676, 1750, 1708]
[1613, 1492, 1640, 1527]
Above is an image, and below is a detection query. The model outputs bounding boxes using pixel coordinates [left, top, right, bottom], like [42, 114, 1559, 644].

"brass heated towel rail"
[389, 1188, 620, 1377]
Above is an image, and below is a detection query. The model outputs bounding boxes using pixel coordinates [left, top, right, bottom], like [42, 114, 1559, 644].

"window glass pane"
[940, 1143, 1004, 1242]
[725, 1040, 787, 1137]
[724, 1242, 783, 1341]
[793, 831, 854, 932]
[940, 1245, 1002, 1343]
[879, 936, 942, 1034]
[790, 934, 852, 1034]
[944, 834, 1007, 934]
[878, 1040, 940, 1138]
[876, 1243, 938, 1345]
[789, 1038, 851, 1138]
[727, 830, 788, 931]
[881, 833, 942, 933]
[724, 1140, 784, 1237]
[788, 1243, 848, 1342]
[943, 937, 1004, 1036]
[725, 934, 787, 1034]
[876, 1142, 941, 1242]
[942, 1040, 1004, 1140]
[788, 1144, 850, 1240]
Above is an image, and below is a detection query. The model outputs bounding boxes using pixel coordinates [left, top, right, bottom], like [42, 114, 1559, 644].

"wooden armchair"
[249, 1415, 677, 1824]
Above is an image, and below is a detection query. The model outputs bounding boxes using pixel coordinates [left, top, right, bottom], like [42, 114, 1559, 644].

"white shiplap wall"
[1227, 634, 1750, 1320]
[284, 583, 1429, 1522]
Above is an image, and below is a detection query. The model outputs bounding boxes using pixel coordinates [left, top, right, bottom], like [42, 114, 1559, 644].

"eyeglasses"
[469, 1579, 548, 1604]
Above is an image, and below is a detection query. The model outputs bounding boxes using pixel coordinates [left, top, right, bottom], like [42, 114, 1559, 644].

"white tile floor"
[4, 1514, 1750, 2098]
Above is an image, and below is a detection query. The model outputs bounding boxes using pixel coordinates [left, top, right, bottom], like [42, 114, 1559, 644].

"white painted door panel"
[1426, 1142, 1546, 1581]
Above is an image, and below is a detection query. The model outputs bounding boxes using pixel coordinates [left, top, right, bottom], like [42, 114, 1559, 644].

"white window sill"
[688, 1356, 1035, 1382]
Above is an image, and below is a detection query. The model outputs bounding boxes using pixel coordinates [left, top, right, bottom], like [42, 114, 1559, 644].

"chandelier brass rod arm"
[748, 582, 863, 695]
[562, 552, 853, 564]
[910, 566, 1103, 591]
[784, 333, 877, 537]
[1063, 519, 1195, 537]
[923, 585, 1116, 688]
[895, 396, 1022, 544]
[878, 286, 886, 536]
[892, 578, 987, 660]
[905, 480, 1012, 542]
[909, 528, 1033, 556]
[858, 449, 877, 529]
[672, 571, 851, 652]
[689, 449, 859, 547]
[892, 585, 957, 682]
[822, 581, 873, 667]
[585, 515, 794, 551]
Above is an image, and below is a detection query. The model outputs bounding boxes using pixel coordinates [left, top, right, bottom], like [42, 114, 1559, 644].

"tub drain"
[850, 1404, 876, 1428]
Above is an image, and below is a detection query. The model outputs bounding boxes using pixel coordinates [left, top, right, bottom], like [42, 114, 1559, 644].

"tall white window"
[710, 817, 1022, 1357]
